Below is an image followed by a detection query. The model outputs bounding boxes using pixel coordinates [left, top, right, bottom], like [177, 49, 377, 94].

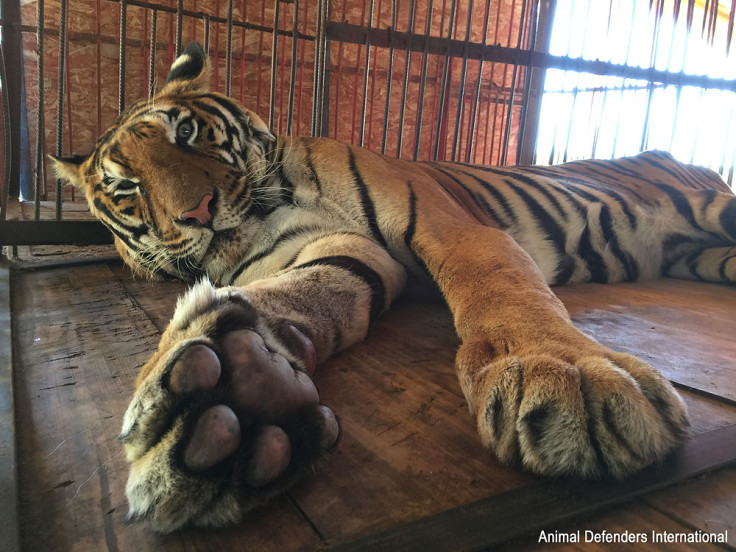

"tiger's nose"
[180, 194, 214, 226]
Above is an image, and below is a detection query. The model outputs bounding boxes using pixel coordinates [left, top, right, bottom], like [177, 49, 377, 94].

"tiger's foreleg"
[120, 234, 406, 532]
[412, 219, 690, 479]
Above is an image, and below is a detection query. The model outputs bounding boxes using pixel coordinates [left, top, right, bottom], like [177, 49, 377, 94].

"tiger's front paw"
[120, 283, 338, 532]
[458, 344, 690, 479]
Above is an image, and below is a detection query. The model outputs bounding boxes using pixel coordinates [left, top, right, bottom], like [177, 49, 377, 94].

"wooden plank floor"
[9, 262, 736, 551]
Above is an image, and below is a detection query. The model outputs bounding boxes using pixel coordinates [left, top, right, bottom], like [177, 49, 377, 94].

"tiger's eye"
[177, 121, 194, 140]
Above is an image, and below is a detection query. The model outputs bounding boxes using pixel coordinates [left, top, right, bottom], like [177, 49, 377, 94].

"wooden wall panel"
[19, 0, 530, 204]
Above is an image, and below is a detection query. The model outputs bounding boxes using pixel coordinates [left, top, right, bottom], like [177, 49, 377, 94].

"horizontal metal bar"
[19, 25, 301, 79]
[0, 221, 113, 246]
[331, 423, 736, 552]
[326, 22, 736, 92]
[104, 0, 314, 41]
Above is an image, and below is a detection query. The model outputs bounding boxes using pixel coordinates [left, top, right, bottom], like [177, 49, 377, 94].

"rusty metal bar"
[412, 0, 434, 161]
[431, 0, 458, 161]
[450, 0, 474, 162]
[176, 0, 183, 57]
[312, 0, 327, 136]
[466, 0, 493, 163]
[34, 0, 45, 220]
[55, 0, 69, 219]
[380, 0, 398, 154]
[119, 0, 128, 114]
[501, 0, 529, 165]
[358, 0, 375, 147]
[287, 0, 299, 135]
[103, 0, 315, 40]
[148, 9, 158, 98]
[515, 1, 539, 164]
[226, 0, 234, 96]
[269, 0, 281, 130]
[295, 0, 308, 135]
[326, 20, 736, 93]
[396, 0, 417, 159]
[204, 13, 211, 54]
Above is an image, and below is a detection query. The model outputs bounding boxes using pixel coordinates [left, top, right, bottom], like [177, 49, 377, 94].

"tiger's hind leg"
[664, 246, 736, 284]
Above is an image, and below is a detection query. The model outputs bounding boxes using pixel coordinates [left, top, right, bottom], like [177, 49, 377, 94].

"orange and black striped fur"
[53, 43, 735, 532]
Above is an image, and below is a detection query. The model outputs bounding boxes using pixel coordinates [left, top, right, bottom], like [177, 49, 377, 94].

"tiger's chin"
[198, 227, 248, 285]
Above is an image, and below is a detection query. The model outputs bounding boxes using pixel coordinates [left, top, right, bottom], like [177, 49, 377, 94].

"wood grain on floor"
[10, 264, 736, 551]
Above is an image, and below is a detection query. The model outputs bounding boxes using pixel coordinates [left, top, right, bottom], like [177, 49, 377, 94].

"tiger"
[51, 42, 736, 533]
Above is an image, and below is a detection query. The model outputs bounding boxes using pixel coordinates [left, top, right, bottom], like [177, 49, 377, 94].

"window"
[534, 0, 736, 188]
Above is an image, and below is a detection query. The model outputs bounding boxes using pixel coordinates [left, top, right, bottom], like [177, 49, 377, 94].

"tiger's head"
[52, 42, 277, 282]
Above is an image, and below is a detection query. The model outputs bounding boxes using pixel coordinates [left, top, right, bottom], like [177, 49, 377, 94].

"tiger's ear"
[159, 42, 211, 96]
[49, 153, 89, 191]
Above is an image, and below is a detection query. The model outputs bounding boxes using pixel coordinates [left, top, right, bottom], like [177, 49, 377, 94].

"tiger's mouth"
[207, 227, 237, 251]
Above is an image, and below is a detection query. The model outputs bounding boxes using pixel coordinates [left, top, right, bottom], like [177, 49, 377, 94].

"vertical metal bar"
[381, 0, 398, 154]
[450, 0, 474, 162]
[257, 0, 267, 111]
[493, 0, 519, 164]
[214, 0, 221, 90]
[226, 0, 234, 96]
[718, 101, 735, 176]
[413, 0, 435, 161]
[317, 0, 330, 136]
[518, 0, 555, 165]
[639, 0, 666, 152]
[142, 8, 149, 98]
[667, 2, 691, 152]
[312, 0, 326, 136]
[204, 14, 211, 55]
[366, 0, 385, 149]
[277, 10, 289, 134]
[514, 1, 539, 164]
[56, 0, 69, 220]
[427, 0, 449, 161]
[500, 0, 529, 166]
[486, 0, 505, 164]
[34, 0, 45, 220]
[287, 0, 300, 135]
[176, 0, 183, 57]
[64, 36, 75, 202]
[466, 0, 492, 163]
[431, 0, 458, 161]
[270, 0, 281, 130]
[396, 0, 418, 158]
[481, 88, 492, 164]
[350, 0, 369, 144]
[1, 50, 11, 222]
[329, 0, 345, 139]
[561, 0, 593, 162]
[119, 0, 128, 114]
[610, 0, 638, 157]
[296, 0, 308, 135]
[193, 0, 199, 43]
[96, 0, 103, 135]
[1, 0, 25, 204]
[149, 9, 158, 98]
[240, 0, 248, 103]
[359, 0, 375, 147]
